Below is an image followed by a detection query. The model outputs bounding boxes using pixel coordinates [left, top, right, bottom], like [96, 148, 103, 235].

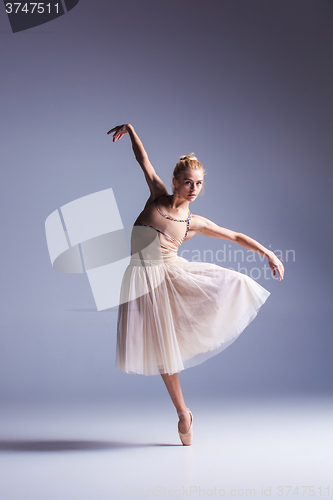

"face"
[173, 168, 204, 202]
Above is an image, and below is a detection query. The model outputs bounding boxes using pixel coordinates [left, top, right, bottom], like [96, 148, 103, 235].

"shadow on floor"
[0, 439, 181, 452]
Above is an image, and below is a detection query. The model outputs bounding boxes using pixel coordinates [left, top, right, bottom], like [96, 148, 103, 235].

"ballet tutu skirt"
[116, 253, 270, 376]
[116, 196, 270, 376]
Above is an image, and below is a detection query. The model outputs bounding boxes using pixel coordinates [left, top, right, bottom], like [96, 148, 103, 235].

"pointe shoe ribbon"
[177, 409, 193, 446]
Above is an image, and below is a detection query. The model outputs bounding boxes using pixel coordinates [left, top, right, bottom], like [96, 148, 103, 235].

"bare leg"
[161, 372, 191, 434]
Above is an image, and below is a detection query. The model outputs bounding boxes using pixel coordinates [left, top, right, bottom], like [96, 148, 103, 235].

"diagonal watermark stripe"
[45, 188, 165, 311]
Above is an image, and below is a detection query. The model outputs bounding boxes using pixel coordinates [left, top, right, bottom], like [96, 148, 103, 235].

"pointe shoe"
[177, 409, 193, 446]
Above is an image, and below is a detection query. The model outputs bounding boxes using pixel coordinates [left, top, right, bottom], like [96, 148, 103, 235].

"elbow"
[234, 232, 245, 243]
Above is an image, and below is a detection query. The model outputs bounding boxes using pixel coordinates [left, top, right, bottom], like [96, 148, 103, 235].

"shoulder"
[148, 178, 169, 201]
[189, 214, 211, 230]
[143, 191, 170, 210]
[184, 214, 210, 240]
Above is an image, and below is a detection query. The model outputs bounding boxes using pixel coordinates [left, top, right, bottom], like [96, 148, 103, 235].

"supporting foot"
[177, 409, 193, 446]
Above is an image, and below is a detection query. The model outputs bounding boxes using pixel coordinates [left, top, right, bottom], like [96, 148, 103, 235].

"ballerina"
[107, 124, 284, 445]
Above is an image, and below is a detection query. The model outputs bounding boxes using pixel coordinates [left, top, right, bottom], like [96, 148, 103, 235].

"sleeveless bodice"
[131, 195, 192, 261]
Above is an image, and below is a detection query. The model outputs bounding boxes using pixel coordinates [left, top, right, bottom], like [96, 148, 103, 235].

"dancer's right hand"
[107, 124, 129, 142]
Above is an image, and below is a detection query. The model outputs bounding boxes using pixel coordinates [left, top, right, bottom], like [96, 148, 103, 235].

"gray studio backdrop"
[1, 0, 332, 405]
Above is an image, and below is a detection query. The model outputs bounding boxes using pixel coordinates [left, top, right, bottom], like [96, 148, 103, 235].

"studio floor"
[0, 396, 332, 500]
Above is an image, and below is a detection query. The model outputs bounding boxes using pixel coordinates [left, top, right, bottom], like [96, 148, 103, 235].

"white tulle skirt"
[116, 255, 270, 375]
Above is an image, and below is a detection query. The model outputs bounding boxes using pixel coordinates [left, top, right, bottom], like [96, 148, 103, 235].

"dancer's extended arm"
[188, 215, 284, 280]
[107, 124, 168, 203]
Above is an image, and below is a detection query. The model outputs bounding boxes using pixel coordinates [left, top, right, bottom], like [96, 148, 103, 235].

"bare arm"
[188, 215, 284, 280]
[107, 124, 168, 202]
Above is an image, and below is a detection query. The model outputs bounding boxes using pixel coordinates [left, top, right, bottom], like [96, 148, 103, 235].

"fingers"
[107, 126, 120, 135]
[279, 266, 285, 280]
[107, 125, 123, 136]
[273, 264, 284, 281]
[269, 261, 284, 281]
[107, 125, 127, 142]
[112, 132, 124, 142]
[106, 128, 122, 142]
[278, 262, 285, 280]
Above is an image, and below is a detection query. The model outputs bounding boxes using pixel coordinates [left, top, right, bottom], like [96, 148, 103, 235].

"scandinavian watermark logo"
[3, 0, 80, 33]
[179, 246, 294, 281]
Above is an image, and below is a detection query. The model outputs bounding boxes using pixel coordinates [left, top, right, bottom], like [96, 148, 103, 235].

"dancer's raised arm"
[107, 124, 168, 201]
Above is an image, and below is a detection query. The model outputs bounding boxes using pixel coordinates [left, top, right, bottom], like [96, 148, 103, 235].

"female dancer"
[107, 124, 284, 445]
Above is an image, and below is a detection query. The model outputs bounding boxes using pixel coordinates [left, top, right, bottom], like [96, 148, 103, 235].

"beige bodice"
[130, 194, 192, 261]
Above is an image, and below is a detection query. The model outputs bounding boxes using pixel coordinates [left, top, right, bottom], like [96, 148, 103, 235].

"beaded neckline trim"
[154, 195, 192, 222]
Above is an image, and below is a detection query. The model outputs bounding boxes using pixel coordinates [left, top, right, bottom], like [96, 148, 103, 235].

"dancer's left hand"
[268, 253, 284, 280]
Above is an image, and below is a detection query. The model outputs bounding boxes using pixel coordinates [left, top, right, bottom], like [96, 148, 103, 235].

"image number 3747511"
[3, 0, 80, 33]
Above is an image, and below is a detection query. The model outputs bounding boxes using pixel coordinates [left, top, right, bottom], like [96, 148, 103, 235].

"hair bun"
[179, 153, 197, 161]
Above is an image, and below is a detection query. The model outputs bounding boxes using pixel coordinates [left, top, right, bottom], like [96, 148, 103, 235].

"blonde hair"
[173, 153, 205, 181]
[172, 153, 206, 194]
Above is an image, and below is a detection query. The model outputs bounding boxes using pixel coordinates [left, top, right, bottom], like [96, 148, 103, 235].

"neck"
[168, 193, 189, 211]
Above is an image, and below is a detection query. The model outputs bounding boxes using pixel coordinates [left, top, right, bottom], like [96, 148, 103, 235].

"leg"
[160, 372, 191, 434]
